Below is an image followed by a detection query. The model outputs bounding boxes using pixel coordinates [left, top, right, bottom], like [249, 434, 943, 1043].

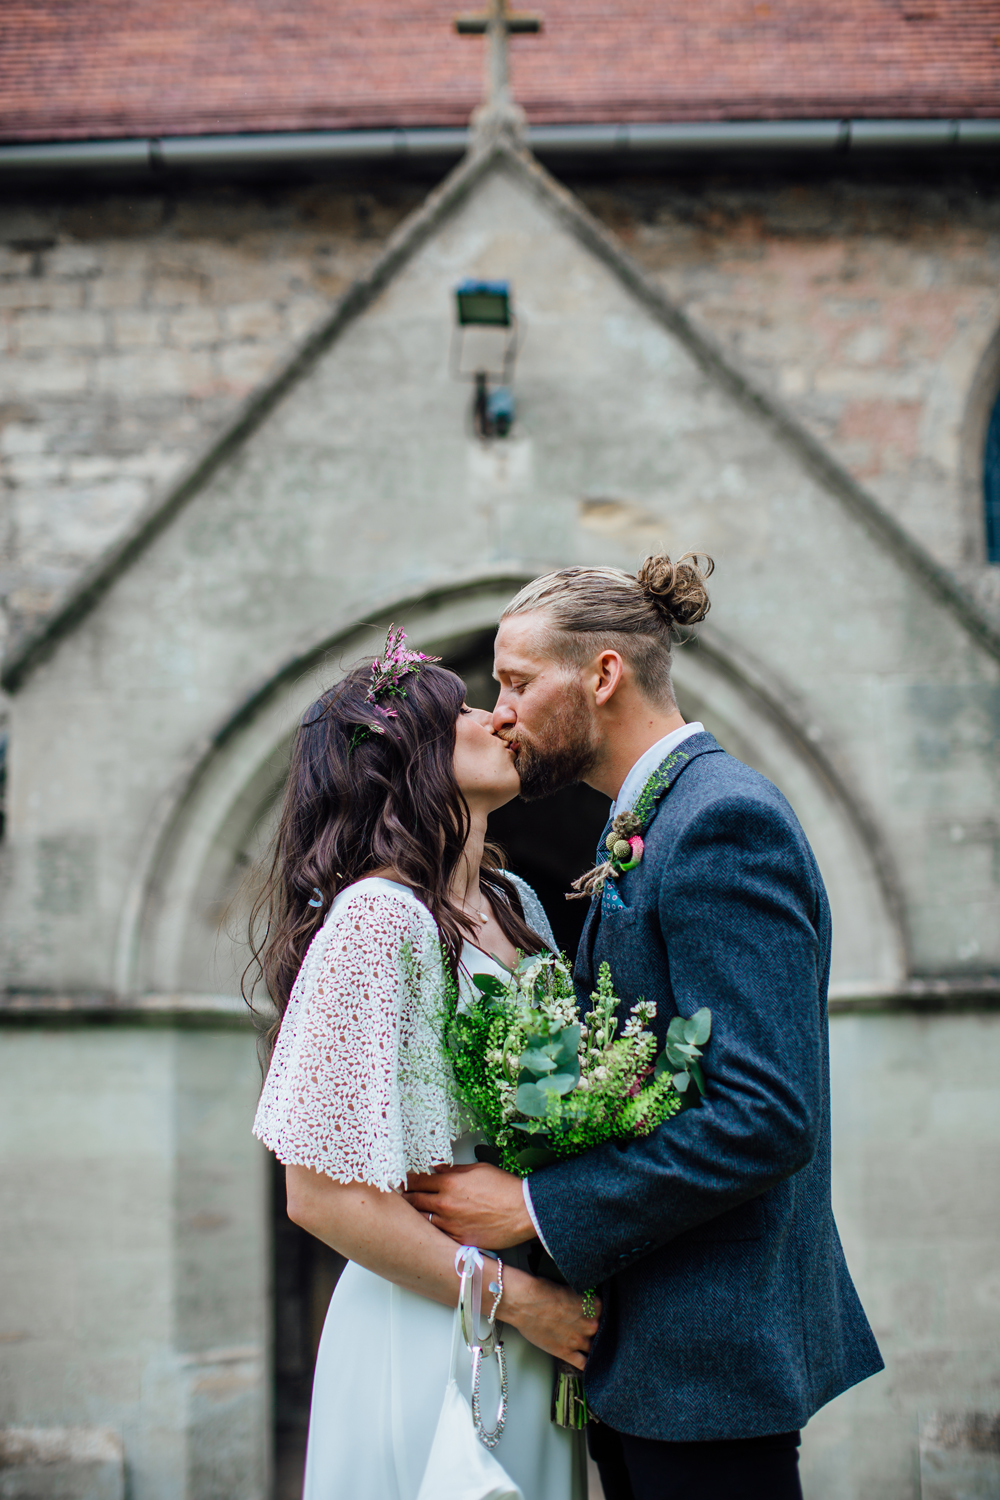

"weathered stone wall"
[2, 167, 999, 668]
[580, 171, 1000, 611]
[0, 1023, 269, 1500]
[0, 182, 422, 647]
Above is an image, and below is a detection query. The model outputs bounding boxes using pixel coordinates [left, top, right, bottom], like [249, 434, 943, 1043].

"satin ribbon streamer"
[454, 1244, 497, 1352]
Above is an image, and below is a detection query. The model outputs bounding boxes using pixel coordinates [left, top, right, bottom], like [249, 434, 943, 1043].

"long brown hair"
[244, 659, 545, 1062]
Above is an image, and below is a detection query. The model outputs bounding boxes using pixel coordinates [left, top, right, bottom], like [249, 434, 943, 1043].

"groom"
[405, 557, 883, 1500]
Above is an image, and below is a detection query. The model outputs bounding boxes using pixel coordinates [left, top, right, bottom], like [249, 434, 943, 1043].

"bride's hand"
[500, 1267, 601, 1371]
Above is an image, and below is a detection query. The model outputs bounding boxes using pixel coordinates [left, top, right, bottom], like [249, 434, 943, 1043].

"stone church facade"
[2, 7, 999, 1499]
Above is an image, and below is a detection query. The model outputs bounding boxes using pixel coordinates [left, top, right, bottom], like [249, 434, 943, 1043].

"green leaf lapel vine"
[568, 745, 693, 900]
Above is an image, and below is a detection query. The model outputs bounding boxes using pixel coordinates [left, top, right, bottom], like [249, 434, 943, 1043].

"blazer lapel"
[630, 732, 721, 829]
[573, 733, 724, 982]
[575, 814, 612, 983]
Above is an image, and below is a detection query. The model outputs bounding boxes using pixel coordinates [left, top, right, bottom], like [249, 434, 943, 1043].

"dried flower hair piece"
[349, 624, 441, 751]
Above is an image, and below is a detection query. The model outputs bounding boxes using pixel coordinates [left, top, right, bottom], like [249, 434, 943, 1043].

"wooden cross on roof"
[455, 0, 543, 132]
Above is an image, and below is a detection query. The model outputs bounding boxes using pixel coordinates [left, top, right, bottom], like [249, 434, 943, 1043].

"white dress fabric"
[254, 875, 585, 1500]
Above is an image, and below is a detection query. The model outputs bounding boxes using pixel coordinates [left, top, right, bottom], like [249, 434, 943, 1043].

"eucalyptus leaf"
[536, 1068, 579, 1097]
[689, 1059, 707, 1096]
[665, 1041, 689, 1068]
[515, 1146, 559, 1171]
[472, 974, 507, 999]
[685, 1008, 712, 1044]
[547, 1026, 581, 1067]
[515, 1082, 552, 1118]
[672, 1070, 690, 1093]
[654, 1051, 672, 1081]
[520, 1049, 557, 1075]
[509, 1120, 550, 1135]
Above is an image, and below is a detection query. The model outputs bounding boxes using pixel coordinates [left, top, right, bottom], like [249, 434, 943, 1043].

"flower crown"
[349, 625, 441, 751]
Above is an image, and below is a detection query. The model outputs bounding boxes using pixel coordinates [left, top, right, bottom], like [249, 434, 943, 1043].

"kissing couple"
[251, 554, 882, 1500]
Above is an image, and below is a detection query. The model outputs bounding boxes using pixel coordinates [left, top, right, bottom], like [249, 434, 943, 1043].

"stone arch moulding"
[120, 576, 907, 1006]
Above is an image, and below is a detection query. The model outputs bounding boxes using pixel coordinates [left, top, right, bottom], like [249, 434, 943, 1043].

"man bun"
[636, 551, 714, 630]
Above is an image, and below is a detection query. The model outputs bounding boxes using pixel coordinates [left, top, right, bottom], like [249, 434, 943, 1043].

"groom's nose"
[492, 693, 516, 734]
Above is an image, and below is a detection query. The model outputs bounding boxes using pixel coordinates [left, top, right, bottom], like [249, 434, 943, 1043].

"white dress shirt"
[521, 721, 706, 1254]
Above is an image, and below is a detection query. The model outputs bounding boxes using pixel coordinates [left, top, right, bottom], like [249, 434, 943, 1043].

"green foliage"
[444, 952, 711, 1177]
[654, 1008, 712, 1097]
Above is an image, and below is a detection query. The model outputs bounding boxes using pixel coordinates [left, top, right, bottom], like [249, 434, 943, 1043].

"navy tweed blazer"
[528, 732, 883, 1441]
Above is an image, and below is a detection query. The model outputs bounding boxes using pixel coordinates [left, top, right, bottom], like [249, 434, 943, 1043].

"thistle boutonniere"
[568, 810, 645, 900]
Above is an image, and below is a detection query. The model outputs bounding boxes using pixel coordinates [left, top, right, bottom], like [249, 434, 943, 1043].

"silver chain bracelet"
[471, 1338, 508, 1448]
[456, 1247, 508, 1449]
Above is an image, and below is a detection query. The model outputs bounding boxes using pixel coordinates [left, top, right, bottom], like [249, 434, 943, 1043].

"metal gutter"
[0, 118, 997, 175]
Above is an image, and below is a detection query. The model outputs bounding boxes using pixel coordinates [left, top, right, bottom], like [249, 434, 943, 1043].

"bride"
[248, 630, 596, 1500]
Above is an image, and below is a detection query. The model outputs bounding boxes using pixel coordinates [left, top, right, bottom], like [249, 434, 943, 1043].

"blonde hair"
[501, 552, 713, 709]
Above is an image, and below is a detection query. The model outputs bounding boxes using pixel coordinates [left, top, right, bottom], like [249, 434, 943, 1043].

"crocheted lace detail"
[253, 882, 459, 1193]
[252, 873, 557, 1192]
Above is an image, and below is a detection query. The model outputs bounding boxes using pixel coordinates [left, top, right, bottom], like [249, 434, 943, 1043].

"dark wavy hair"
[244, 659, 546, 1063]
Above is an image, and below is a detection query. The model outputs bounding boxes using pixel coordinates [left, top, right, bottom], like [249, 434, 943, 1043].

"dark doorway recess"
[488, 784, 610, 955]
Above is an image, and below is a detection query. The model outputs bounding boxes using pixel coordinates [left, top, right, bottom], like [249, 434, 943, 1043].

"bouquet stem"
[551, 1361, 589, 1429]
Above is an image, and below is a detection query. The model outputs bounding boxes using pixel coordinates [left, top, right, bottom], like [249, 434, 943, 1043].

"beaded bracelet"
[487, 1258, 504, 1325]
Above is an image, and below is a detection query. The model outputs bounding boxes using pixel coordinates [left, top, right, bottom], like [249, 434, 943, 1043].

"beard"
[507, 686, 600, 801]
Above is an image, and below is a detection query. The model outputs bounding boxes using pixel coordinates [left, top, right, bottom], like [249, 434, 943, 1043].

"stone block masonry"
[2, 169, 1000, 673]
[0, 182, 424, 654]
[579, 173, 1000, 618]
[0, 1427, 124, 1500]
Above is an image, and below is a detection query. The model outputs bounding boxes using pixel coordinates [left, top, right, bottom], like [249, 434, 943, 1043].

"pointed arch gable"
[3, 138, 999, 697]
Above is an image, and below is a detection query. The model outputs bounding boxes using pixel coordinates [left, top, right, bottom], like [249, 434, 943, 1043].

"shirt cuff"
[522, 1179, 553, 1256]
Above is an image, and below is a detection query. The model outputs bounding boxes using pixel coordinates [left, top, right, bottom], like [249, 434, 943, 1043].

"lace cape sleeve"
[505, 871, 558, 952]
[252, 885, 460, 1192]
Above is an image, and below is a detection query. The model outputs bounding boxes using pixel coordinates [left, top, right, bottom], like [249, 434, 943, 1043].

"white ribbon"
[455, 1245, 496, 1352]
[458, 1242, 491, 1350]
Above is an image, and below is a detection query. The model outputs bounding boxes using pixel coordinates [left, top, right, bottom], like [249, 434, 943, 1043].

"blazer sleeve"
[526, 790, 825, 1291]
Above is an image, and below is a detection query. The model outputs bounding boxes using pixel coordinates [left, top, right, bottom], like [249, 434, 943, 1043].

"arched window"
[986, 387, 1000, 564]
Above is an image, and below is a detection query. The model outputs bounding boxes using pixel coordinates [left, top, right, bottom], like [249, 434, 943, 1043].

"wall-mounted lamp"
[452, 279, 520, 439]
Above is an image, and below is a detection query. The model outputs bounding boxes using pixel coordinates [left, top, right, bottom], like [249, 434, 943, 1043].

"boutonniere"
[568, 810, 645, 900]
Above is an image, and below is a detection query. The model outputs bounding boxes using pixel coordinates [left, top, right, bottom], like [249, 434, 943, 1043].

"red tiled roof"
[1, 1, 998, 144]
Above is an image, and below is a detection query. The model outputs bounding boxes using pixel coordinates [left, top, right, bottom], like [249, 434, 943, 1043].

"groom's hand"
[403, 1163, 534, 1248]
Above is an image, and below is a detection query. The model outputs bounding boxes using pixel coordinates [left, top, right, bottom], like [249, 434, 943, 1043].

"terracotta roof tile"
[1, 0, 998, 144]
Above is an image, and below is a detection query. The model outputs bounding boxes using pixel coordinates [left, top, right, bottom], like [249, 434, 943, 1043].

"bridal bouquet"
[445, 951, 711, 1177]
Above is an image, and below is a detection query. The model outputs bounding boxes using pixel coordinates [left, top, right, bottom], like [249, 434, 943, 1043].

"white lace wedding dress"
[253, 875, 586, 1500]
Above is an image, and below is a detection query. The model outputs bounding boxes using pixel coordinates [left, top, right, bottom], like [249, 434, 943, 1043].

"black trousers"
[588, 1421, 803, 1500]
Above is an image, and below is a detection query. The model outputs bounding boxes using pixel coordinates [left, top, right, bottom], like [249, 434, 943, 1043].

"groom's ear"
[592, 650, 625, 707]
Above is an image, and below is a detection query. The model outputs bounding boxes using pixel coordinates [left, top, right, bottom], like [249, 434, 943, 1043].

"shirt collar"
[609, 722, 705, 819]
